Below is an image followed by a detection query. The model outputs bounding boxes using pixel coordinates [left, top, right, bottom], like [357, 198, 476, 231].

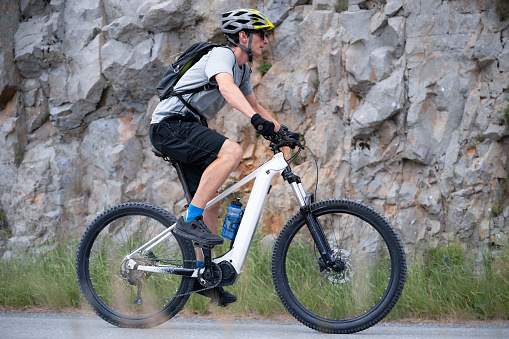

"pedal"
[195, 287, 229, 307]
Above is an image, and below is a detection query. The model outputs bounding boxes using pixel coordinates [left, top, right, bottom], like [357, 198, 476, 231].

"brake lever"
[279, 135, 302, 149]
[269, 127, 303, 151]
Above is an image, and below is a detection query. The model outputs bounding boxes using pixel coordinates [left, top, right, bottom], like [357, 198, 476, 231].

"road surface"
[1, 311, 508, 338]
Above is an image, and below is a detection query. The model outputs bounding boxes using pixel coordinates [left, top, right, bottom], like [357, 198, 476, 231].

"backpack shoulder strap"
[172, 44, 236, 118]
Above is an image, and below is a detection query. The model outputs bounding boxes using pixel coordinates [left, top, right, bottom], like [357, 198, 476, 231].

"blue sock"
[185, 204, 204, 222]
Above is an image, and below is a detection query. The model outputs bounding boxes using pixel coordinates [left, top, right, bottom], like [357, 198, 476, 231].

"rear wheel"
[272, 199, 406, 334]
[76, 202, 195, 328]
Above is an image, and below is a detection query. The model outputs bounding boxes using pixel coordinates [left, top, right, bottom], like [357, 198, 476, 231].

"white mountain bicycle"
[76, 128, 406, 334]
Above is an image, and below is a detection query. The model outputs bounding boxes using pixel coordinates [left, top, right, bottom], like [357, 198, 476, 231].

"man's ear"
[239, 31, 248, 42]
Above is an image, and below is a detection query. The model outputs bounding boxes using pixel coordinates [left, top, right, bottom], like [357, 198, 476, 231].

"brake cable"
[281, 135, 320, 201]
[303, 145, 319, 201]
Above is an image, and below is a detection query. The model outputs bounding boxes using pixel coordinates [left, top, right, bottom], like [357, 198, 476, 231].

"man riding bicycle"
[149, 9, 298, 305]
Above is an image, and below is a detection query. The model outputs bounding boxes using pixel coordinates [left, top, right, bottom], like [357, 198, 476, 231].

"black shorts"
[150, 114, 227, 194]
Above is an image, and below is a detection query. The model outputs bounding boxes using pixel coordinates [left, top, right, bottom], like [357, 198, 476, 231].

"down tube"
[216, 168, 284, 273]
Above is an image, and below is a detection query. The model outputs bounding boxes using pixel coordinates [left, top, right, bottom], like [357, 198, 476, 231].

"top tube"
[204, 152, 289, 210]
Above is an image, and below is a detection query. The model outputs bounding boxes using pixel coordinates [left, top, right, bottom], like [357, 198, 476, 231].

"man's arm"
[215, 72, 280, 131]
[245, 93, 280, 132]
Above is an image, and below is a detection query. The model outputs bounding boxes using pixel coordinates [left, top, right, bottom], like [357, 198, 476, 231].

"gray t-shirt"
[151, 46, 253, 124]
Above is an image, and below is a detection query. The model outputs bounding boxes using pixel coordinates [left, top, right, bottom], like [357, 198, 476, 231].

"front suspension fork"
[283, 168, 334, 267]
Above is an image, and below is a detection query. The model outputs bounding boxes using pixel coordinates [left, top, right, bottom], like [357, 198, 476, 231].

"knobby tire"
[272, 199, 406, 334]
[76, 202, 195, 328]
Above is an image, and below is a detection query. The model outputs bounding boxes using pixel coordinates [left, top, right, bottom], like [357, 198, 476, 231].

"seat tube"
[171, 160, 193, 204]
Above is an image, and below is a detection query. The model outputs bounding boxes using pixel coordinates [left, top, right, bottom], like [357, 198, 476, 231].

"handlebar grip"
[269, 126, 302, 150]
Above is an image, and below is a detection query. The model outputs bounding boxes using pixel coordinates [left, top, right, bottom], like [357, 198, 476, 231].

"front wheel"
[272, 199, 406, 334]
[76, 202, 196, 328]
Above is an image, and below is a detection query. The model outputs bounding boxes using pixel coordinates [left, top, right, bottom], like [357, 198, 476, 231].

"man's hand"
[251, 113, 276, 138]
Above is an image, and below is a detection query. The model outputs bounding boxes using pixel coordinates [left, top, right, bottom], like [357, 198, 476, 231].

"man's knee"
[220, 140, 243, 165]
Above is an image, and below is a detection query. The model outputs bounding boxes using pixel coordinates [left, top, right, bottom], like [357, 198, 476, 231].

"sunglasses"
[256, 31, 268, 40]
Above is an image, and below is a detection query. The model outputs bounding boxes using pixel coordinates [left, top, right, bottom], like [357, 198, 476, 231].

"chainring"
[196, 263, 222, 288]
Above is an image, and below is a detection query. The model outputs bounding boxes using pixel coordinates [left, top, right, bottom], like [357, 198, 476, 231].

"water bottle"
[221, 198, 243, 240]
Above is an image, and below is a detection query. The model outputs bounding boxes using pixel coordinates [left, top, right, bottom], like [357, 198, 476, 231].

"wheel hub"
[325, 249, 355, 283]
[120, 251, 157, 284]
[119, 251, 160, 305]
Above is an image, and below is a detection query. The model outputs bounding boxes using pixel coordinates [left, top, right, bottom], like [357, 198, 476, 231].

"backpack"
[156, 42, 230, 117]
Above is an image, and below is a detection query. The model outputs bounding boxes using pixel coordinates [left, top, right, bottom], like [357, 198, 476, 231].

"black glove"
[251, 113, 275, 138]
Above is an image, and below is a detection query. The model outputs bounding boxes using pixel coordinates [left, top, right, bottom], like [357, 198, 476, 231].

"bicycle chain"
[131, 258, 221, 305]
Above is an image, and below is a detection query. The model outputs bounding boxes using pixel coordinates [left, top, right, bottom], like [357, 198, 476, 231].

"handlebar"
[268, 125, 319, 197]
[268, 125, 303, 153]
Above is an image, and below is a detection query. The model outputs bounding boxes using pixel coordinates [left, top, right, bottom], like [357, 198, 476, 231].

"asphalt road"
[1, 311, 508, 339]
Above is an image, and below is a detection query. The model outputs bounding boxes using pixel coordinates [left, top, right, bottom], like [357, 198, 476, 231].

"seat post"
[170, 159, 193, 205]
[152, 148, 193, 205]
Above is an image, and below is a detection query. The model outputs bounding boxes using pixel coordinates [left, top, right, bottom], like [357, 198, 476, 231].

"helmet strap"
[247, 33, 253, 63]
[225, 32, 253, 64]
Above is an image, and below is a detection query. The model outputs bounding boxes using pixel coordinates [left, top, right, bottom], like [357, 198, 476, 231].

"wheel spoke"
[272, 199, 406, 334]
[77, 202, 195, 327]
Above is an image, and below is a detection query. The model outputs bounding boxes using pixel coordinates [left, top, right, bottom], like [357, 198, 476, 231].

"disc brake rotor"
[325, 249, 355, 283]
[120, 251, 157, 284]
[119, 251, 161, 305]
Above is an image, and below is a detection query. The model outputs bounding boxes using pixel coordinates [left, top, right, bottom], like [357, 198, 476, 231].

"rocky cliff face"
[1, 0, 509, 258]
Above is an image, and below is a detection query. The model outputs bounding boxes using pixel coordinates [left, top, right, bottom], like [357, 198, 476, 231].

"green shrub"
[497, 0, 509, 21]
[335, 0, 349, 13]
[257, 61, 272, 76]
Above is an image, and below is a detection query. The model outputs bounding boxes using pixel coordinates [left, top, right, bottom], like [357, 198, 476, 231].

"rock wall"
[1, 0, 509, 258]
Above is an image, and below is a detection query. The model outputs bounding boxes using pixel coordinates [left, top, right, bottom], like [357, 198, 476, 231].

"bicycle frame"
[125, 151, 308, 277]
[78, 135, 406, 332]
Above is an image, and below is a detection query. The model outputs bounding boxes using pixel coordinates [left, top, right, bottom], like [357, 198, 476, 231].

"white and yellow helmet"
[221, 9, 275, 34]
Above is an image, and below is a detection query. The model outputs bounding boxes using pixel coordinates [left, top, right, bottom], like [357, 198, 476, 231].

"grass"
[492, 178, 509, 217]
[0, 239, 81, 310]
[387, 244, 509, 321]
[1, 235, 508, 322]
[185, 232, 284, 317]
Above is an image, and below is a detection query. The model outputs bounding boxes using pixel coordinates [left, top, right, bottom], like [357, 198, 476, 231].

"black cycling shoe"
[217, 287, 237, 304]
[172, 216, 224, 245]
[193, 280, 237, 306]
